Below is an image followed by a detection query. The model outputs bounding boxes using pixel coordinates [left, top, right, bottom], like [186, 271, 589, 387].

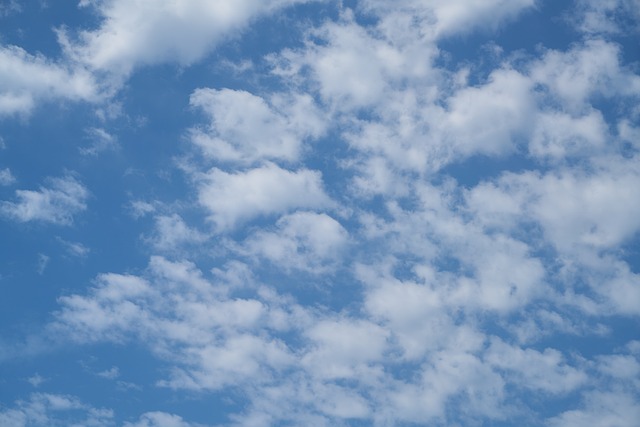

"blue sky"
[1, 0, 639, 426]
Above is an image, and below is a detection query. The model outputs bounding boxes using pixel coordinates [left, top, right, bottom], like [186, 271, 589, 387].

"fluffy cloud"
[196, 163, 332, 231]
[147, 213, 208, 253]
[243, 211, 348, 273]
[531, 39, 640, 112]
[3, 1, 640, 426]
[572, 0, 640, 34]
[0, 175, 89, 225]
[548, 391, 640, 427]
[0, 46, 98, 116]
[189, 88, 325, 164]
[61, 0, 315, 78]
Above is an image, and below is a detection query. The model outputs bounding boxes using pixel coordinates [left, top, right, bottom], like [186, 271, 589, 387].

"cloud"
[468, 161, 640, 252]
[571, 0, 640, 35]
[547, 390, 640, 427]
[123, 412, 204, 427]
[79, 127, 118, 156]
[196, 163, 332, 231]
[96, 366, 120, 379]
[0, 175, 89, 225]
[360, 0, 537, 38]
[243, 211, 349, 273]
[0, 46, 98, 116]
[26, 374, 47, 388]
[58, 239, 91, 258]
[0, 393, 113, 427]
[0, 167, 15, 185]
[531, 39, 640, 112]
[0, 0, 21, 17]
[61, 0, 317, 78]
[189, 88, 325, 165]
[485, 338, 587, 394]
[147, 213, 208, 253]
[3, 1, 640, 426]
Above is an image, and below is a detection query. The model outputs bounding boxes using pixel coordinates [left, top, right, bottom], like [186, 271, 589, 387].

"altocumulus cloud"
[0, 0, 639, 426]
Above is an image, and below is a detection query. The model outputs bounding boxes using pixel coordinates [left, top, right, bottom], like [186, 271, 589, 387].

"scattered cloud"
[1, 1, 639, 426]
[0, 167, 15, 185]
[0, 175, 89, 225]
[79, 127, 118, 156]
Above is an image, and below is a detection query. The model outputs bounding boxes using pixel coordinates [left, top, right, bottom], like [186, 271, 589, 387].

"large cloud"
[62, 0, 317, 77]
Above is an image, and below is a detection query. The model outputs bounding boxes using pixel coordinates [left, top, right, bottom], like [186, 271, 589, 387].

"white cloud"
[271, 15, 441, 111]
[197, 163, 332, 231]
[531, 39, 640, 112]
[442, 68, 534, 157]
[26, 374, 47, 388]
[243, 211, 348, 273]
[147, 213, 208, 253]
[529, 110, 609, 160]
[58, 239, 91, 258]
[0, 393, 113, 427]
[0, 167, 15, 185]
[571, 0, 640, 34]
[52, 257, 300, 392]
[0, 45, 98, 116]
[0, 175, 89, 225]
[61, 0, 316, 78]
[123, 412, 203, 427]
[189, 88, 325, 165]
[79, 127, 118, 156]
[547, 390, 640, 427]
[96, 366, 120, 379]
[485, 338, 587, 394]
[360, 0, 537, 39]
[302, 318, 388, 380]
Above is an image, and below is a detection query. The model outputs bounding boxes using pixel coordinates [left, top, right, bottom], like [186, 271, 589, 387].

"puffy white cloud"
[271, 14, 440, 111]
[197, 163, 332, 231]
[0, 175, 89, 225]
[485, 338, 587, 394]
[443, 68, 534, 157]
[302, 318, 388, 380]
[243, 211, 348, 273]
[0, 45, 98, 116]
[62, 0, 315, 78]
[529, 110, 609, 160]
[189, 88, 325, 165]
[52, 257, 300, 392]
[531, 39, 640, 112]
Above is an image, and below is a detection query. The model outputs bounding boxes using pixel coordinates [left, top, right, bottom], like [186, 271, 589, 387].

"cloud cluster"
[2, 0, 640, 426]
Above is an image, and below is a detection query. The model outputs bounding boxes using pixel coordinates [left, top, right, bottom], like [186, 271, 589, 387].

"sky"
[0, 0, 639, 426]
